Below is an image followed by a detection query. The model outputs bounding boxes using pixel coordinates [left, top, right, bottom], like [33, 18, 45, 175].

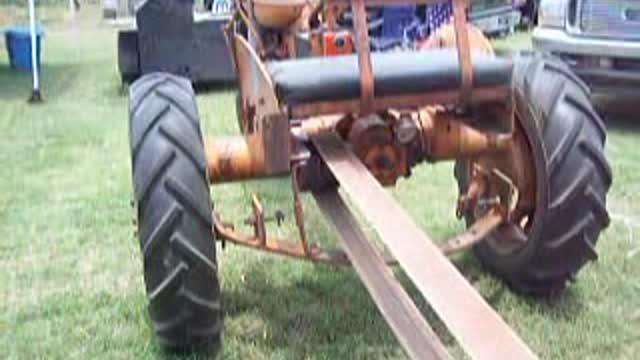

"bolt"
[375, 155, 395, 170]
[395, 116, 418, 144]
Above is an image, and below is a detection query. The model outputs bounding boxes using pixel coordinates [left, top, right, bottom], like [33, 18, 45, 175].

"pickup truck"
[533, 0, 640, 96]
[470, 0, 535, 35]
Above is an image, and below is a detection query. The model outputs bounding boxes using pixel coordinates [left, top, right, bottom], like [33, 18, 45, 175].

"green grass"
[1, 7, 640, 360]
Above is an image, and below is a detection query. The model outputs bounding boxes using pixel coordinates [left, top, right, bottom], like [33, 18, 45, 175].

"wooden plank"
[312, 133, 538, 360]
[315, 190, 451, 360]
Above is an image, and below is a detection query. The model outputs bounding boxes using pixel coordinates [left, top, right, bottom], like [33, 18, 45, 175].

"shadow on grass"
[220, 263, 402, 357]
[116, 79, 236, 99]
[594, 94, 640, 131]
[194, 81, 237, 94]
[155, 347, 223, 360]
[144, 251, 585, 360]
[442, 251, 586, 323]
[118, 77, 235, 92]
[147, 183, 585, 359]
[601, 113, 640, 132]
[530, 288, 585, 320]
[0, 63, 79, 101]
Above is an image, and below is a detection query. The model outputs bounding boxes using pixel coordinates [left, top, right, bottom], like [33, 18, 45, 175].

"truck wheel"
[118, 30, 140, 83]
[455, 53, 612, 296]
[129, 73, 223, 351]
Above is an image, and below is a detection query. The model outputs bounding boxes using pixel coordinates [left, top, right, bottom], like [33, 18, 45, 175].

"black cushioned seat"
[267, 49, 513, 105]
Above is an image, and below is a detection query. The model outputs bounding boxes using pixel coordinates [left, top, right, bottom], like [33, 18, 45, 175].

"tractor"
[127, 0, 611, 358]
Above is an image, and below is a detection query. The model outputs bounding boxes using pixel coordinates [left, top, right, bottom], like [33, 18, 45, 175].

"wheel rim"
[471, 116, 540, 256]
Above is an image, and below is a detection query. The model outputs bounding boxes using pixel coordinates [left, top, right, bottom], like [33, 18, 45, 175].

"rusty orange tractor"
[127, 0, 611, 358]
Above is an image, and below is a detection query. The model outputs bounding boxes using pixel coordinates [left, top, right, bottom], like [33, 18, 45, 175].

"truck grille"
[580, 0, 640, 40]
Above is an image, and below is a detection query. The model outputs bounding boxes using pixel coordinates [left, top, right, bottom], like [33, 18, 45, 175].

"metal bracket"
[441, 208, 504, 256]
[457, 164, 519, 219]
[214, 209, 352, 266]
[447, 163, 521, 256]
[213, 187, 399, 266]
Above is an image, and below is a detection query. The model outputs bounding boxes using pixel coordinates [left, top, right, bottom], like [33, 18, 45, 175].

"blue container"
[381, 5, 417, 39]
[5, 27, 44, 71]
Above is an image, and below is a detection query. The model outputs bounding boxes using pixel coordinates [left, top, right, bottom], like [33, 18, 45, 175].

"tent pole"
[28, 0, 42, 103]
[69, 0, 76, 19]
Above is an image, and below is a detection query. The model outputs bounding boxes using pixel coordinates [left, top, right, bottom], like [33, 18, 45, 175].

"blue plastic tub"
[381, 5, 417, 39]
[5, 27, 44, 71]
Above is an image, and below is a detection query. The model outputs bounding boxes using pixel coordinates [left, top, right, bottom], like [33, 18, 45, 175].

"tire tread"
[458, 53, 611, 295]
[129, 73, 222, 351]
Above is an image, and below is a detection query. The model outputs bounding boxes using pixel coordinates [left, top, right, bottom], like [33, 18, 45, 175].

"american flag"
[425, 3, 453, 34]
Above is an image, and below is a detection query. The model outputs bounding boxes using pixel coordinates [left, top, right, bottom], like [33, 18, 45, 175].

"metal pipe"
[28, 0, 42, 103]
[418, 112, 512, 161]
[206, 136, 267, 183]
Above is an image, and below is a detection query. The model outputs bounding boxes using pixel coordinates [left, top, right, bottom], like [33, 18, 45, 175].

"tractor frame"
[212, 0, 522, 258]
[127, 0, 612, 358]
[208, 0, 536, 358]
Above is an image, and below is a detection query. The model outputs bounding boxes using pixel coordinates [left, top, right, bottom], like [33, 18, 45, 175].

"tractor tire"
[455, 52, 612, 296]
[129, 73, 223, 351]
[118, 30, 140, 84]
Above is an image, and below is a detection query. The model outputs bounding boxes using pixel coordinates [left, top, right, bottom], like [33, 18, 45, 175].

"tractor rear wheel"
[129, 73, 223, 351]
[455, 53, 612, 296]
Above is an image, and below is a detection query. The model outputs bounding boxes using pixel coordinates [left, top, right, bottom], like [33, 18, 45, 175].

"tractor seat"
[267, 49, 513, 106]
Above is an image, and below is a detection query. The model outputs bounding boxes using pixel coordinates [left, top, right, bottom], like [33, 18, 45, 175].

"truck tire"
[129, 73, 223, 351]
[455, 53, 612, 296]
[118, 30, 140, 83]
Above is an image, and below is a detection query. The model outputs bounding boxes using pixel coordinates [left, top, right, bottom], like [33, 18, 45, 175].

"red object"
[324, 30, 353, 56]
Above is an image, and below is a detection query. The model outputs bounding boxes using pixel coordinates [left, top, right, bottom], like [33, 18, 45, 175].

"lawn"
[1, 5, 639, 360]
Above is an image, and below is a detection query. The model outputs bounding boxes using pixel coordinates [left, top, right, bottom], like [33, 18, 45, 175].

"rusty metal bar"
[456, 163, 490, 217]
[291, 115, 343, 139]
[215, 212, 401, 267]
[291, 162, 311, 255]
[205, 116, 290, 183]
[351, 0, 375, 113]
[215, 214, 352, 266]
[440, 209, 504, 256]
[417, 111, 512, 161]
[312, 133, 538, 360]
[453, 0, 473, 103]
[250, 194, 267, 245]
[206, 136, 265, 183]
[314, 189, 451, 360]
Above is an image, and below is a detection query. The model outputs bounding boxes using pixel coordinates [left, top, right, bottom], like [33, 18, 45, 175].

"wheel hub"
[465, 117, 538, 254]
